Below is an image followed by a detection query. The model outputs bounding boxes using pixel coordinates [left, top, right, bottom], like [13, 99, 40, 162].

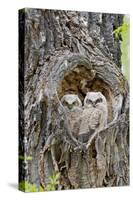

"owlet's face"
[84, 92, 106, 108]
[61, 94, 82, 111]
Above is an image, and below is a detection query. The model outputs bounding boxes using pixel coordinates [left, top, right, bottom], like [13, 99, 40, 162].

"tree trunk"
[19, 8, 129, 191]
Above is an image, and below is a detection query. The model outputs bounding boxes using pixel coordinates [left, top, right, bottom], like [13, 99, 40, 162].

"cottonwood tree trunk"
[19, 8, 129, 190]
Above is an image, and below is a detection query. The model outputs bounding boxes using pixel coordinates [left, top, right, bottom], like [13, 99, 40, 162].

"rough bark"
[19, 8, 129, 190]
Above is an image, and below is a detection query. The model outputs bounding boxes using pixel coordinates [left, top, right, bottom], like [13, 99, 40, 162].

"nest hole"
[58, 65, 114, 122]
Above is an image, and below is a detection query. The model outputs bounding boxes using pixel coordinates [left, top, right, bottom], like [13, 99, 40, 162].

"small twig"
[40, 133, 54, 155]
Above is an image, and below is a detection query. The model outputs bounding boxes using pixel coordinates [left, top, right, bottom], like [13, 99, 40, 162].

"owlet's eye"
[73, 101, 78, 106]
[95, 98, 103, 104]
[86, 99, 93, 104]
[63, 101, 69, 106]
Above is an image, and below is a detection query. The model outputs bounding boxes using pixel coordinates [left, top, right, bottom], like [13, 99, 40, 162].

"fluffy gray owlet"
[79, 92, 108, 142]
[61, 94, 83, 139]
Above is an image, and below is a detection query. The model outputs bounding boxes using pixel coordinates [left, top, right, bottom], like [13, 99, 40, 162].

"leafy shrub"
[46, 172, 60, 191]
[19, 181, 44, 192]
[19, 172, 60, 192]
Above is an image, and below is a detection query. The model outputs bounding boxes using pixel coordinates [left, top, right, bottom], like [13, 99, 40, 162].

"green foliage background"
[114, 15, 130, 80]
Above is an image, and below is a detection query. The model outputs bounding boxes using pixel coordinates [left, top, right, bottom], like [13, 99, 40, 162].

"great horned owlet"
[79, 92, 108, 142]
[61, 94, 83, 139]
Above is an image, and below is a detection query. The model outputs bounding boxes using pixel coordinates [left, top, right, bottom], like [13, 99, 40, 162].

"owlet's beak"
[68, 104, 73, 110]
[92, 102, 96, 107]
